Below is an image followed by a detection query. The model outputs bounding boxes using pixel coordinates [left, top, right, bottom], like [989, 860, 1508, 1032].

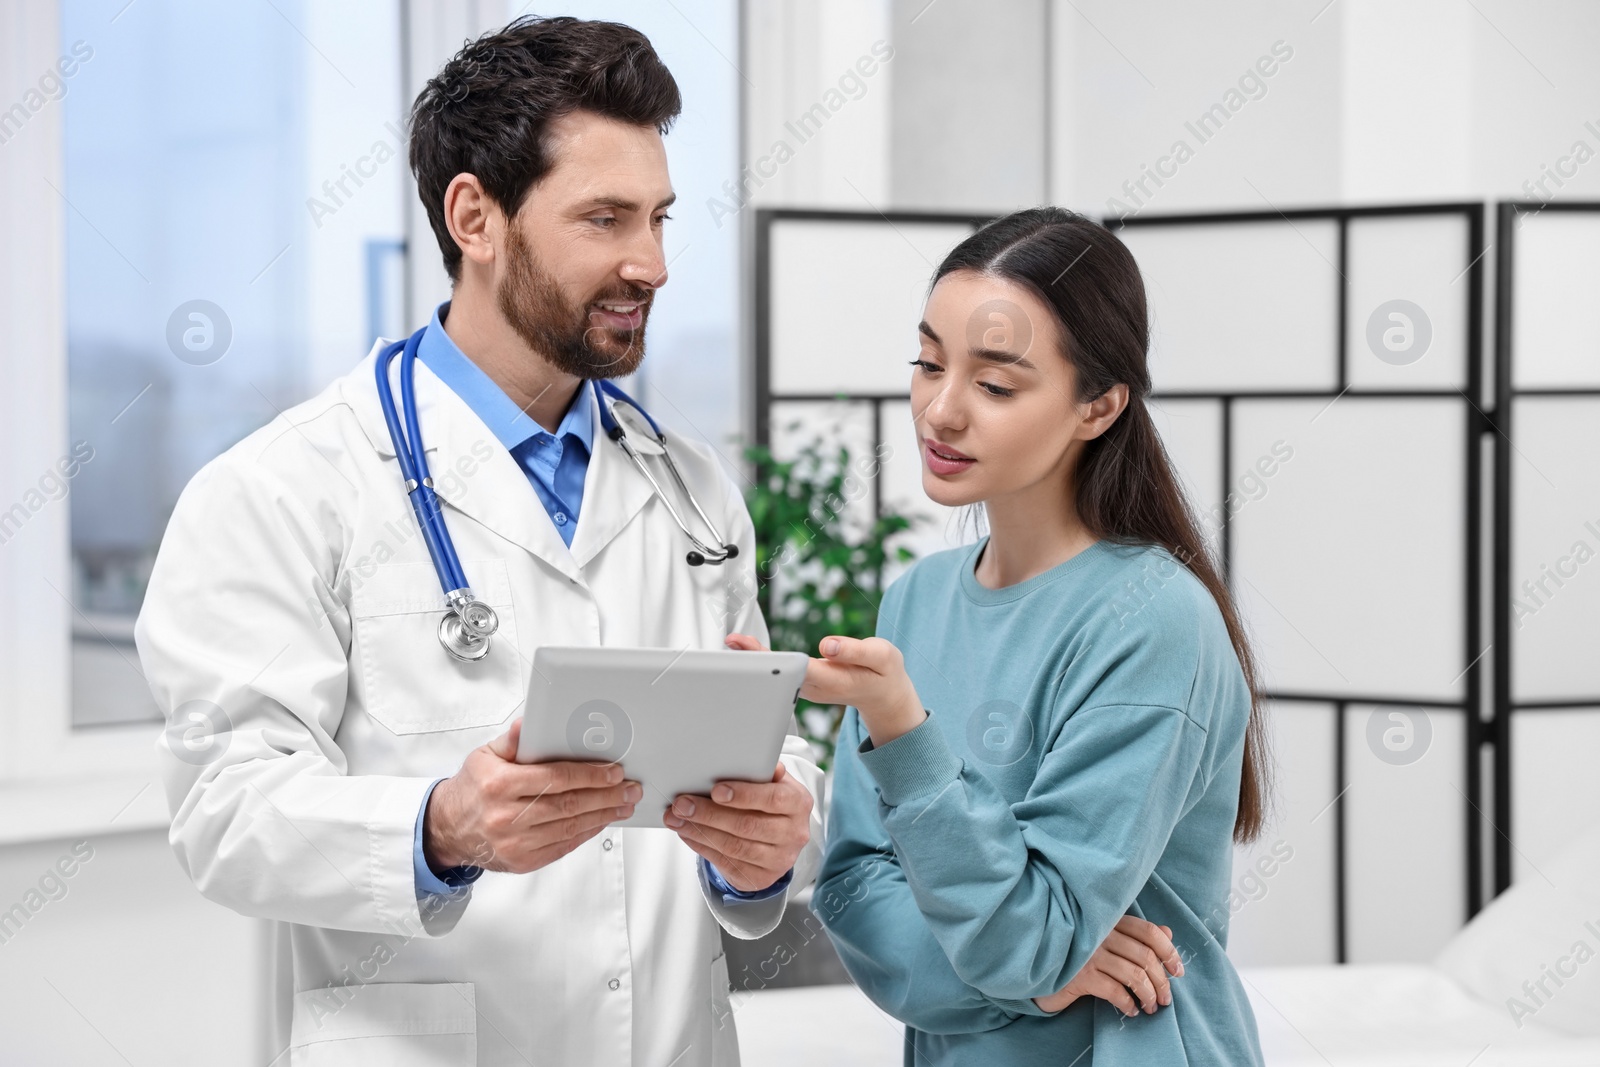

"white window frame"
[0, 0, 169, 841]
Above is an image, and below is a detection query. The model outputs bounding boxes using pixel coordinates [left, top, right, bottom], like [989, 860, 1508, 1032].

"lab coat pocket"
[289, 981, 477, 1066]
[351, 559, 521, 735]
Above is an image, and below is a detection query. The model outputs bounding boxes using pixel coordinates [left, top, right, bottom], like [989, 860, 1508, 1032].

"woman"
[747, 207, 1269, 1063]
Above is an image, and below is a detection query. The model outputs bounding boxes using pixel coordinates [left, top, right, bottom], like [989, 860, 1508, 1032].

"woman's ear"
[1076, 382, 1131, 442]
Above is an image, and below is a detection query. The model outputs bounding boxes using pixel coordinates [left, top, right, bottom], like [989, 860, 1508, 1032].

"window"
[60, 0, 405, 725]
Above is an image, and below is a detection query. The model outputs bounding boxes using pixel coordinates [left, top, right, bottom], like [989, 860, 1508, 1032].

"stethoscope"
[375, 327, 737, 663]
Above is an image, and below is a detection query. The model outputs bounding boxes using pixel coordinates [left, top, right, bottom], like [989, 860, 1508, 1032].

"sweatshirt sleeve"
[857, 702, 1207, 1003]
[814, 707, 1026, 1035]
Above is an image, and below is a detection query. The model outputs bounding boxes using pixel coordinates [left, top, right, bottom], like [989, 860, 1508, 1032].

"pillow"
[1435, 819, 1600, 1037]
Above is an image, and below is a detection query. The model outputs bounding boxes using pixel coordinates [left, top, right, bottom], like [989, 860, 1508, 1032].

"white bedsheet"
[1244, 963, 1600, 1066]
[730, 984, 903, 1067]
[730, 966, 1600, 1066]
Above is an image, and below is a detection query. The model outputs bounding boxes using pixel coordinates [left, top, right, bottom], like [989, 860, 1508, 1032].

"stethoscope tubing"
[399, 334, 469, 592]
[375, 330, 469, 599]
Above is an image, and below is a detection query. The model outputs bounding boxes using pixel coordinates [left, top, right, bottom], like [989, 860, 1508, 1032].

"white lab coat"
[136, 341, 824, 1067]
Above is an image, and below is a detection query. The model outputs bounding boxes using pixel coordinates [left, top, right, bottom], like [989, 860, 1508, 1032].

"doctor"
[136, 16, 821, 1067]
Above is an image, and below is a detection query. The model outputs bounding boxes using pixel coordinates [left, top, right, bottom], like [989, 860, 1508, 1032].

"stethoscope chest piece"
[439, 590, 498, 662]
[438, 610, 493, 662]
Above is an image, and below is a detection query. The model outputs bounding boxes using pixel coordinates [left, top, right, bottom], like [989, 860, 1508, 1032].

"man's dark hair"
[408, 15, 682, 282]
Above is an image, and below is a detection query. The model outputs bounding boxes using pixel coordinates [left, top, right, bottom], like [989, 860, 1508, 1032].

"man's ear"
[444, 173, 499, 271]
[1078, 382, 1130, 441]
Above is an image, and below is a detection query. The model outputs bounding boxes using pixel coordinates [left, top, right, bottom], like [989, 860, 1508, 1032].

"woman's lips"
[924, 438, 976, 475]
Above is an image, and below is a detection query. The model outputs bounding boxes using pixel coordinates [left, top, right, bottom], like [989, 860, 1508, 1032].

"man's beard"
[496, 224, 651, 380]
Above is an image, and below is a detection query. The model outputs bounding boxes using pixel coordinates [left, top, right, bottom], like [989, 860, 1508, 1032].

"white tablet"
[515, 645, 809, 828]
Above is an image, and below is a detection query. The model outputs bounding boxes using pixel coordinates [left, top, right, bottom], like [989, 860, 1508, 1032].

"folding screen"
[1495, 201, 1600, 892]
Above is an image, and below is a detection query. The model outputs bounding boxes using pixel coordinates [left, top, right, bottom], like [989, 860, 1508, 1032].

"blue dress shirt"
[407, 302, 784, 902]
[417, 301, 593, 546]
[703, 862, 793, 903]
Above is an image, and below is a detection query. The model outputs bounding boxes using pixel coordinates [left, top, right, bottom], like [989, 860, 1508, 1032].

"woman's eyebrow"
[972, 348, 1037, 370]
[919, 321, 1037, 370]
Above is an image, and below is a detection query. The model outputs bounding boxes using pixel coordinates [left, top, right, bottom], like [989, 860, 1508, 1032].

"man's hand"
[424, 717, 641, 875]
[664, 762, 812, 894]
[1033, 916, 1185, 1016]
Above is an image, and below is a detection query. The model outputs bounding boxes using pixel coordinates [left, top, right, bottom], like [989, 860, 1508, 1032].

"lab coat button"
[608, 978, 621, 991]
[602, 838, 614, 851]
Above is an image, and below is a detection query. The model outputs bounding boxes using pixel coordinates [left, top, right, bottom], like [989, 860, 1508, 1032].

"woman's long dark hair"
[934, 207, 1269, 843]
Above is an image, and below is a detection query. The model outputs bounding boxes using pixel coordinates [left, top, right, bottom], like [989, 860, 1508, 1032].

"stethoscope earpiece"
[593, 379, 739, 568]
[687, 543, 738, 566]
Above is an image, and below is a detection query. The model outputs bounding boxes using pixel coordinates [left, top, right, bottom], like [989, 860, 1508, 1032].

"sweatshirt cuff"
[856, 710, 963, 807]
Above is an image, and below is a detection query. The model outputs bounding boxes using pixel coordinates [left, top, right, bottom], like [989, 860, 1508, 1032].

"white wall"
[741, 0, 893, 212]
[0, 831, 262, 1065]
[872, 0, 1600, 215]
[1051, 0, 1344, 215]
[888, 0, 1048, 212]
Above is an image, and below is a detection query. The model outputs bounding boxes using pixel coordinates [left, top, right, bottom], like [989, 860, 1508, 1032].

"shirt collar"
[416, 300, 594, 454]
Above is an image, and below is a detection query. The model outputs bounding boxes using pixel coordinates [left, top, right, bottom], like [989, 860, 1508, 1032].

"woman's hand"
[726, 633, 928, 748]
[1033, 916, 1185, 1016]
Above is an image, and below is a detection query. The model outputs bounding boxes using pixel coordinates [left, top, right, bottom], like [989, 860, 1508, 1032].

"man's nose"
[621, 232, 668, 290]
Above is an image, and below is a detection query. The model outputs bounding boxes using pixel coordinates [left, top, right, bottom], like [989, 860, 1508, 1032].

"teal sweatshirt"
[814, 537, 1266, 1066]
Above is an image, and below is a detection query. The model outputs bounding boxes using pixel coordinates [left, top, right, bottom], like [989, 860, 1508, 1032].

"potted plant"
[742, 427, 919, 767]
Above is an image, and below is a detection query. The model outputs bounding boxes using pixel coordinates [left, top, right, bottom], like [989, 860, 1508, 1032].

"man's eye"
[592, 216, 617, 228]
[654, 213, 672, 224]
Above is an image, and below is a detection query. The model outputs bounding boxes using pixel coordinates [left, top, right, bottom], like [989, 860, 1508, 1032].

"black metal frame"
[1492, 200, 1600, 895]
[753, 203, 1491, 966]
